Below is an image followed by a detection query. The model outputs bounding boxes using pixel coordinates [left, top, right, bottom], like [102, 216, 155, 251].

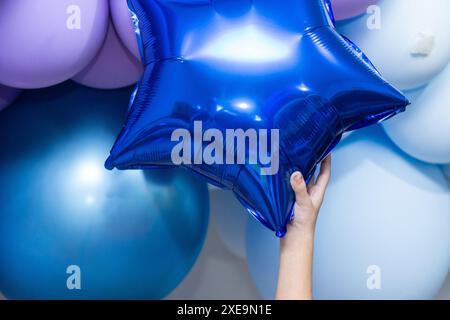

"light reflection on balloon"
[233, 99, 255, 111]
[76, 160, 104, 185]
[192, 24, 299, 65]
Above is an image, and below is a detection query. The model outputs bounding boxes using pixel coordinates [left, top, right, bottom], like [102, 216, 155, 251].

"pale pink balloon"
[0, 85, 21, 112]
[0, 0, 109, 89]
[72, 22, 143, 89]
[110, 0, 141, 60]
[331, 0, 380, 20]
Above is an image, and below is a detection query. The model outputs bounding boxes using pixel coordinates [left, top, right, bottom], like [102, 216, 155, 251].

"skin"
[276, 155, 332, 300]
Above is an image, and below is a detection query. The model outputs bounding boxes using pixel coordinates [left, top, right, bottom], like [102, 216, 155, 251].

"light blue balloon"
[384, 62, 450, 164]
[246, 126, 450, 300]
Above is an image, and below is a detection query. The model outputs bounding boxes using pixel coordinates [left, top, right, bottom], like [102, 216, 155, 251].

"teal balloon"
[0, 82, 209, 299]
[246, 126, 450, 299]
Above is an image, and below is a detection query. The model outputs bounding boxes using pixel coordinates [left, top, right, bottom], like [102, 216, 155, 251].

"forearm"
[275, 227, 315, 300]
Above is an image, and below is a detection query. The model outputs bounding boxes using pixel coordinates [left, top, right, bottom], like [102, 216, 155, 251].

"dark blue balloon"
[0, 82, 209, 299]
[106, 0, 409, 237]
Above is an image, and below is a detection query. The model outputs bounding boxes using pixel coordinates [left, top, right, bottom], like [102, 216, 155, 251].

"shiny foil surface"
[106, 0, 408, 237]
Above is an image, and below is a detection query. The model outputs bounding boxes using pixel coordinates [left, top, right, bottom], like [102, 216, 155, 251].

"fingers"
[310, 155, 332, 205]
[290, 171, 309, 206]
[291, 155, 331, 208]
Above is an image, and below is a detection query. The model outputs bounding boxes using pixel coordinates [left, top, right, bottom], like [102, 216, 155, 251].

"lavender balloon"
[0, 85, 21, 112]
[73, 22, 143, 89]
[110, 0, 141, 60]
[331, 0, 379, 20]
[0, 0, 109, 89]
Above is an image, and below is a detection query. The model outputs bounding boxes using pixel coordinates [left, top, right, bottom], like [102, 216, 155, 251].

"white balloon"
[383, 62, 450, 164]
[338, 0, 450, 90]
[210, 189, 248, 259]
[246, 127, 450, 299]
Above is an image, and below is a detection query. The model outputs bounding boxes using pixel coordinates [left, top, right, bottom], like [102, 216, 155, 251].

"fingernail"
[294, 172, 302, 182]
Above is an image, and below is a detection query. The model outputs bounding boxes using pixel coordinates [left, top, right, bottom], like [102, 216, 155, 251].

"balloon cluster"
[0, 0, 449, 300]
[0, 0, 210, 299]
[337, 0, 450, 164]
[0, 0, 141, 95]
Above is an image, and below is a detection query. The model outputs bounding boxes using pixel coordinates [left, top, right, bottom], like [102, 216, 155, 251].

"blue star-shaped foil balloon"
[106, 0, 408, 237]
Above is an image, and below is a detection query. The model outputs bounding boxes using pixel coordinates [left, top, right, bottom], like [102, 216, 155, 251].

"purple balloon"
[0, 0, 109, 89]
[110, 0, 141, 60]
[72, 22, 143, 89]
[0, 85, 21, 112]
[331, 0, 380, 20]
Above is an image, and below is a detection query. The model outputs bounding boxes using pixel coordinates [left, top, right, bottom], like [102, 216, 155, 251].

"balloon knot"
[410, 32, 435, 57]
[276, 228, 287, 238]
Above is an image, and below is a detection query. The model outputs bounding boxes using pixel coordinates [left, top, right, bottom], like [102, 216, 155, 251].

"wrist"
[280, 226, 315, 251]
[291, 219, 317, 235]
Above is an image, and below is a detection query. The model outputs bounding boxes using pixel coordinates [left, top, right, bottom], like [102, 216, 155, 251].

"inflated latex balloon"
[0, 85, 21, 112]
[0, 82, 209, 299]
[246, 127, 450, 299]
[384, 62, 450, 164]
[0, 0, 109, 89]
[338, 0, 450, 90]
[110, 0, 141, 59]
[331, 0, 379, 21]
[105, 0, 408, 237]
[73, 22, 143, 89]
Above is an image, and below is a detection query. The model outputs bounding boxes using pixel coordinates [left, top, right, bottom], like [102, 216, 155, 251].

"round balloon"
[110, 0, 141, 59]
[0, 0, 109, 89]
[246, 126, 450, 300]
[331, 0, 379, 21]
[210, 189, 248, 259]
[73, 22, 143, 89]
[0, 81, 209, 299]
[384, 62, 450, 164]
[0, 85, 21, 112]
[338, 0, 450, 90]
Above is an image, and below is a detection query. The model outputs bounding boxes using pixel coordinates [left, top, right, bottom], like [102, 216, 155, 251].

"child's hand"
[276, 155, 331, 300]
[288, 154, 331, 233]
